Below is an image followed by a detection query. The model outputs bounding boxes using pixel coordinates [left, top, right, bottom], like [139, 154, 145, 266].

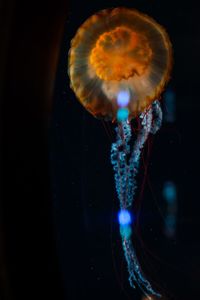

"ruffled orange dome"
[68, 7, 172, 121]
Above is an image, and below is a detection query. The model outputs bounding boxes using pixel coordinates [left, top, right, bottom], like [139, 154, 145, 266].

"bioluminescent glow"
[163, 181, 177, 238]
[163, 88, 176, 123]
[119, 210, 133, 239]
[163, 181, 177, 204]
[120, 224, 132, 239]
[117, 108, 129, 122]
[117, 90, 130, 107]
[118, 209, 132, 225]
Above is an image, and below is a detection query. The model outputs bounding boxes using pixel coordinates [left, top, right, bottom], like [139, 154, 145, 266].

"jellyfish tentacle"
[127, 108, 153, 207]
[150, 100, 163, 134]
[111, 100, 162, 298]
[123, 238, 161, 299]
[111, 121, 132, 207]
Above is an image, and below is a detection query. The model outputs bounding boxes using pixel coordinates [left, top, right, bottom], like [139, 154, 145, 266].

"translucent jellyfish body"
[68, 7, 172, 120]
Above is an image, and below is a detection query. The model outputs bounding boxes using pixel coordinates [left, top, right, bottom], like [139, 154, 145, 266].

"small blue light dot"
[117, 90, 130, 107]
[163, 181, 177, 204]
[117, 108, 129, 122]
[118, 209, 132, 225]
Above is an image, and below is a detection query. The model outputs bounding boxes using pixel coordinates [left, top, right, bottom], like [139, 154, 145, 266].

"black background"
[2, 1, 200, 300]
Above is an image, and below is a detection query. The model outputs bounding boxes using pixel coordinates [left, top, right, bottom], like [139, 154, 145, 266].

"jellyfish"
[68, 7, 172, 299]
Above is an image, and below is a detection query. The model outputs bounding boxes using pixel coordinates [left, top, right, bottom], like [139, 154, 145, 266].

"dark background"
[2, 1, 200, 300]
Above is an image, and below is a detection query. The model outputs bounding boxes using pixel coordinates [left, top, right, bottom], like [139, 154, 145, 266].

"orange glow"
[89, 26, 152, 81]
[68, 7, 172, 121]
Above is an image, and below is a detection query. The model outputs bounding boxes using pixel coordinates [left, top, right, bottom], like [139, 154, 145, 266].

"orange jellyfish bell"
[68, 7, 172, 121]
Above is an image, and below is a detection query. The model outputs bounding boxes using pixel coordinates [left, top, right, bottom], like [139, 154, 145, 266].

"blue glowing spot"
[118, 209, 132, 225]
[117, 108, 129, 122]
[163, 181, 177, 204]
[166, 215, 176, 227]
[163, 88, 176, 123]
[117, 90, 130, 107]
[120, 224, 132, 239]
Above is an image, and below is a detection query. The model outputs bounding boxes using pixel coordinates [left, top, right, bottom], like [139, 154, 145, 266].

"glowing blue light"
[117, 108, 129, 122]
[118, 209, 132, 225]
[163, 181, 177, 204]
[117, 90, 130, 107]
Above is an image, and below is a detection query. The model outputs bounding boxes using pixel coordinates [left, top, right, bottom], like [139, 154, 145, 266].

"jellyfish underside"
[69, 7, 172, 121]
[68, 7, 172, 299]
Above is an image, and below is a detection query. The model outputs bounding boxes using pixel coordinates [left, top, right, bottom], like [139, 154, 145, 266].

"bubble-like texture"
[68, 7, 172, 121]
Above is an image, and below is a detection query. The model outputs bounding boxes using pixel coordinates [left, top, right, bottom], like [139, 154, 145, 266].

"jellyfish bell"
[68, 7, 172, 121]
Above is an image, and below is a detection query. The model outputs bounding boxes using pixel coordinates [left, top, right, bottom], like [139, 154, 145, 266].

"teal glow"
[163, 181, 177, 203]
[120, 224, 132, 239]
[117, 108, 129, 122]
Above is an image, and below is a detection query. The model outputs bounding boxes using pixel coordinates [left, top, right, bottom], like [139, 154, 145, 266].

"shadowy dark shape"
[1, 1, 68, 299]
